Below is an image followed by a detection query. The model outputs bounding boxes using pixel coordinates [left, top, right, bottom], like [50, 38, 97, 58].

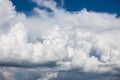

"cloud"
[0, 0, 15, 29]
[0, 1, 120, 79]
[60, 0, 64, 7]
[0, 67, 120, 80]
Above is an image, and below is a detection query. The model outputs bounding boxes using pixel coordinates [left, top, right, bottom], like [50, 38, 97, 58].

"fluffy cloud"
[0, 0, 15, 30]
[0, 0, 120, 79]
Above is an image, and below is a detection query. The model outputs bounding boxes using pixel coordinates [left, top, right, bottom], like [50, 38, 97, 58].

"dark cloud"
[0, 61, 57, 68]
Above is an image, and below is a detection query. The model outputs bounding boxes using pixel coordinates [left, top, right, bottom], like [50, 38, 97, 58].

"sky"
[11, 0, 120, 17]
[0, 0, 120, 80]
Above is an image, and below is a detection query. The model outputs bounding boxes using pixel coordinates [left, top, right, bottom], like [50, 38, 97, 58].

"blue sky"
[11, 0, 120, 17]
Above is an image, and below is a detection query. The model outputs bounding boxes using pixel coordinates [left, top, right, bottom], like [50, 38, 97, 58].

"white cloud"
[0, 0, 120, 75]
[0, 0, 15, 31]
[38, 72, 58, 80]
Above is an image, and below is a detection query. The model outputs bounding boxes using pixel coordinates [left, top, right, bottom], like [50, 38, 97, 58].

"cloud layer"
[0, 0, 120, 79]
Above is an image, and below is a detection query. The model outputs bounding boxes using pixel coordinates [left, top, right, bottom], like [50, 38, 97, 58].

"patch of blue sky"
[11, 0, 120, 17]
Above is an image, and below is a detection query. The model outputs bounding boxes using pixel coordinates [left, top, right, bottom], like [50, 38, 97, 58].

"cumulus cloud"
[0, 0, 15, 33]
[0, 0, 120, 78]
